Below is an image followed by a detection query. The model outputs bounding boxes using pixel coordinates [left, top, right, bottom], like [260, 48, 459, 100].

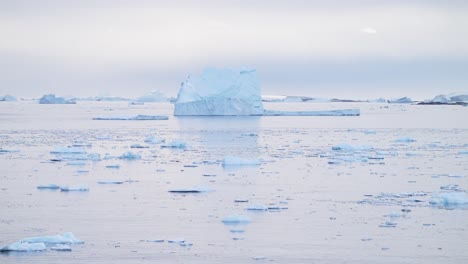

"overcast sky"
[1, 0, 467, 99]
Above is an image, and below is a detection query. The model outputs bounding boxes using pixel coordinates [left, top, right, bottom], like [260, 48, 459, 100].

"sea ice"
[245, 204, 268, 211]
[429, 192, 468, 206]
[222, 156, 261, 166]
[222, 215, 251, 224]
[394, 137, 416, 143]
[50, 244, 72, 251]
[263, 109, 360, 116]
[168, 186, 213, 193]
[39, 94, 76, 104]
[119, 152, 141, 160]
[388, 97, 413, 104]
[20, 232, 84, 244]
[332, 144, 371, 151]
[97, 180, 124, 184]
[37, 184, 61, 190]
[161, 140, 187, 149]
[93, 115, 168, 120]
[0, 242, 46, 252]
[60, 186, 89, 192]
[174, 67, 264, 116]
[144, 136, 165, 144]
[50, 147, 86, 154]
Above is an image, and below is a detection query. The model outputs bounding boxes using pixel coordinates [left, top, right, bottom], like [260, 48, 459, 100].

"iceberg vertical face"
[174, 68, 264, 116]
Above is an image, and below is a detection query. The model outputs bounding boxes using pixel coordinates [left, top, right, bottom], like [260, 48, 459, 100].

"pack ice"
[174, 67, 264, 116]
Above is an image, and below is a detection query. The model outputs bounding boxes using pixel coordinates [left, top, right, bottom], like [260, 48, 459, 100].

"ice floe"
[222, 156, 261, 166]
[119, 152, 141, 160]
[0, 242, 46, 252]
[60, 186, 89, 192]
[37, 184, 61, 190]
[144, 136, 165, 144]
[222, 215, 251, 224]
[429, 192, 468, 207]
[263, 109, 360, 116]
[21, 232, 84, 245]
[161, 140, 187, 149]
[93, 115, 168, 120]
[168, 186, 213, 193]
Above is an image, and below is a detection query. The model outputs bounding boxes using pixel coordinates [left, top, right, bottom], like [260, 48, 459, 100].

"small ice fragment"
[144, 136, 165, 144]
[332, 144, 371, 151]
[394, 137, 416, 143]
[130, 144, 149, 149]
[222, 215, 251, 224]
[234, 199, 249, 203]
[60, 186, 89, 192]
[230, 228, 245, 233]
[0, 242, 46, 252]
[51, 244, 72, 251]
[119, 152, 141, 160]
[50, 147, 86, 154]
[168, 186, 213, 193]
[245, 204, 268, 211]
[147, 239, 165, 243]
[222, 156, 260, 166]
[67, 161, 86, 166]
[161, 140, 187, 149]
[37, 184, 61, 190]
[168, 238, 185, 244]
[106, 164, 120, 169]
[97, 180, 124, 184]
[363, 130, 376, 134]
[253, 256, 267, 260]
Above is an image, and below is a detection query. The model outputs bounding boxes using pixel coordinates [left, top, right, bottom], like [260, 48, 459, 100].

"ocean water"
[0, 101, 467, 263]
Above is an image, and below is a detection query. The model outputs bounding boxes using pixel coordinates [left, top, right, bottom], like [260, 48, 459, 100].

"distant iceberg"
[39, 94, 76, 104]
[174, 67, 264, 116]
[133, 89, 167, 102]
[0, 94, 16, 101]
[1, 242, 46, 252]
[388, 97, 413, 104]
[420, 93, 468, 105]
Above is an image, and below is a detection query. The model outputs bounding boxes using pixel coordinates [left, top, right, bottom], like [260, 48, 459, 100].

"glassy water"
[0, 101, 467, 263]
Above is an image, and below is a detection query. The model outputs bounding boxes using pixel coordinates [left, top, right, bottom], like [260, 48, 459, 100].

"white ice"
[0, 242, 46, 252]
[429, 192, 468, 206]
[222, 156, 261, 166]
[20, 232, 84, 245]
[39, 94, 76, 104]
[174, 67, 264, 116]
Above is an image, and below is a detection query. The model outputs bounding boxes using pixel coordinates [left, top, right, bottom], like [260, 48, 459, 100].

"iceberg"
[37, 184, 61, 190]
[420, 93, 468, 105]
[20, 232, 84, 244]
[39, 94, 76, 104]
[133, 89, 167, 102]
[0, 242, 46, 252]
[222, 156, 261, 166]
[0, 94, 16, 101]
[174, 67, 264, 116]
[388, 97, 413, 104]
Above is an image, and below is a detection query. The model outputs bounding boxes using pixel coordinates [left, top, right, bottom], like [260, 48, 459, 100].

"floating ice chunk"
[21, 232, 84, 245]
[50, 147, 86, 154]
[241, 132, 258, 136]
[174, 67, 264, 116]
[0, 149, 20, 153]
[161, 140, 187, 149]
[245, 204, 268, 211]
[332, 144, 371, 151]
[234, 199, 249, 203]
[222, 215, 251, 224]
[394, 137, 416, 143]
[144, 136, 165, 144]
[60, 186, 89, 192]
[130, 144, 149, 149]
[263, 109, 360, 116]
[440, 184, 462, 192]
[167, 238, 185, 244]
[363, 130, 377, 134]
[119, 152, 141, 160]
[93, 115, 168, 120]
[51, 244, 72, 251]
[458, 151, 468, 155]
[37, 184, 60, 190]
[222, 156, 260, 166]
[429, 192, 468, 206]
[147, 239, 165, 243]
[168, 186, 213, 193]
[106, 164, 120, 169]
[0, 242, 46, 252]
[67, 161, 86, 166]
[253, 256, 267, 260]
[39, 94, 76, 104]
[97, 180, 124, 184]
